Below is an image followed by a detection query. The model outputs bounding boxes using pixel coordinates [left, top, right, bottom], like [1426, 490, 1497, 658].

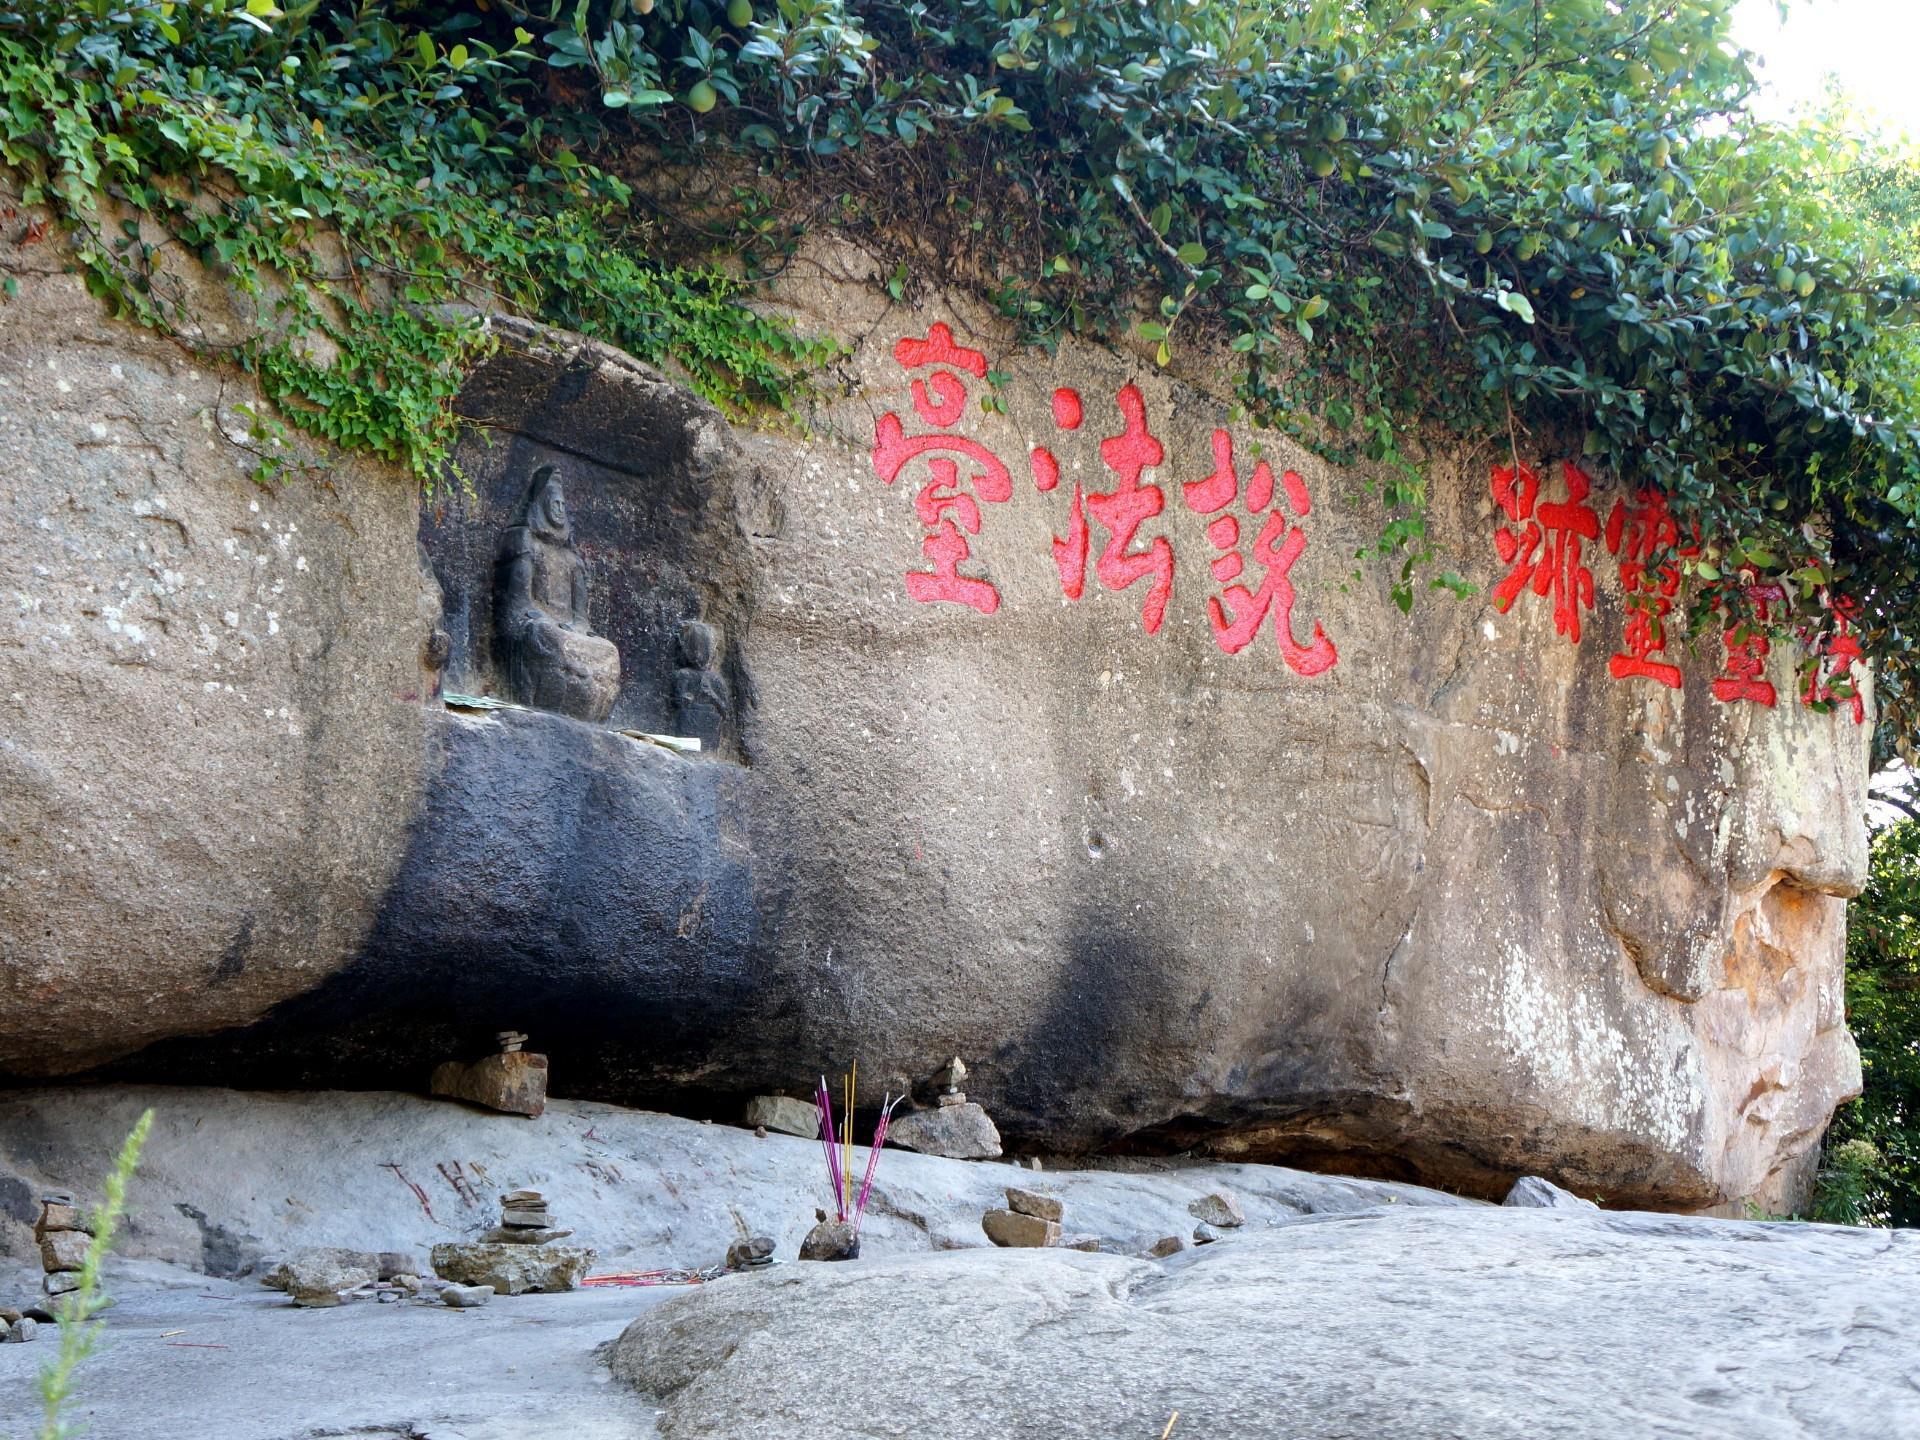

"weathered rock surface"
[429, 1241, 592, 1295]
[0, 218, 1873, 1211]
[887, 1103, 1004, 1160]
[428, 1051, 549, 1118]
[0, 231, 431, 1077]
[0, 1087, 1471, 1277]
[609, 1206, 1920, 1440]
[439, 1282, 492, 1308]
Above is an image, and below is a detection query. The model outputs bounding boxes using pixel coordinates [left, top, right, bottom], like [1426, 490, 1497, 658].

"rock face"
[0, 221, 1872, 1211]
[0, 230, 431, 1076]
[608, 1207, 1920, 1440]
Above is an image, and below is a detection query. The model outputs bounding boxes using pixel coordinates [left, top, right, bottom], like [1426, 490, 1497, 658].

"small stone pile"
[981, 1187, 1099, 1252]
[36, 1192, 90, 1303]
[431, 1188, 594, 1295]
[487, 1188, 569, 1242]
[885, 1056, 1004, 1161]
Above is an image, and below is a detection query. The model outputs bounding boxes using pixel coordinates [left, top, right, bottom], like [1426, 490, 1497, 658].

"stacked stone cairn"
[981, 1187, 1099, 1252]
[430, 1188, 594, 1297]
[883, 1056, 1004, 1161]
[0, 1193, 81, 1340]
[36, 1192, 90, 1304]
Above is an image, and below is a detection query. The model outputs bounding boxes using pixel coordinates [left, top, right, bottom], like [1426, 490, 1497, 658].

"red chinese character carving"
[1710, 583, 1783, 707]
[1603, 487, 1692, 689]
[872, 324, 1012, 615]
[1490, 461, 1599, 644]
[1181, 429, 1336, 675]
[1052, 383, 1174, 633]
[1802, 591, 1867, 724]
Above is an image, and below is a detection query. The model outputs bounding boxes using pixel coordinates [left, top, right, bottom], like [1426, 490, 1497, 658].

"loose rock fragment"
[442, 1283, 494, 1308]
[430, 1051, 549, 1118]
[39, 1230, 90, 1274]
[1502, 1176, 1599, 1211]
[1187, 1191, 1246, 1228]
[1148, 1235, 1189, 1258]
[886, 1103, 1002, 1160]
[429, 1242, 594, 1295]
[981, 1209, 1060, 1249]
[1004, 1187, 1063, 1223]
[743, 1095, 820, 1139]
[726, 1236, 775, 1270]
[798, 1220, 859, 1262]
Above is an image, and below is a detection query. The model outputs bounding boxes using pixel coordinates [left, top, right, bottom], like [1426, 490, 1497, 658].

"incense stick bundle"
[852, 1094, 901, 1237]
[815, 1075, 846, 1222]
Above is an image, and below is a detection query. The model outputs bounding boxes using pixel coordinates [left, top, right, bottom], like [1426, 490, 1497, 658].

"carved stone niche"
[493, 465, 621, 723]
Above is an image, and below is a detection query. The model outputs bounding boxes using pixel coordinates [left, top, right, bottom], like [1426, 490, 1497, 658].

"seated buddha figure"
[493, 466, 621, 723]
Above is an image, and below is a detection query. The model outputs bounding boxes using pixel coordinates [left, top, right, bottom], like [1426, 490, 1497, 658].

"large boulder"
[608, 1207, 1920, 1439]
[0, 221, 1870, 1211]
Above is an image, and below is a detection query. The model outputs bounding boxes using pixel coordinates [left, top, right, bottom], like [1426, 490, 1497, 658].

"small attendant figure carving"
[671, 619, 732, 749]
[494, 466, 621, 722]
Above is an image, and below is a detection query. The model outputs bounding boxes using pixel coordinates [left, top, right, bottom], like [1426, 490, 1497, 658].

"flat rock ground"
[1, 1088, 1916, 1438]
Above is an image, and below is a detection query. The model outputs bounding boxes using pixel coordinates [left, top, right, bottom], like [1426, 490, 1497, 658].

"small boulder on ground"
[430, 1242, 594, 1295]
[262, 1249, 381, 1296]
[442, 1283, 494, 1308]
[726, 1236, 776, 1270]
[1187, 1191, 1246, 1228]
[886, 1103, 1002, 1160]
[982, 1210, 1060, 1249]
[6, 1317, 37, 1343]
[1502, 1176, 1599, 1210]
[1147, 1235, 1188, 1258]
[430, 1051, 549, 1119]
[743, 1095, 820, 1139]
[799, 1220, 859, 1262]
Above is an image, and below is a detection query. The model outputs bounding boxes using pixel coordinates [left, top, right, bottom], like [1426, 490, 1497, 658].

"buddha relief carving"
[494, 466, 621, 723]
[671, 619, 732, 750]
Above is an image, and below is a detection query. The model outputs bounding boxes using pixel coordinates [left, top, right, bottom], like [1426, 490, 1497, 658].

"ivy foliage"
[0, 0, 833, 486]
[3, 2, 1919, 754]
[1828, 818, 1920, 1226]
